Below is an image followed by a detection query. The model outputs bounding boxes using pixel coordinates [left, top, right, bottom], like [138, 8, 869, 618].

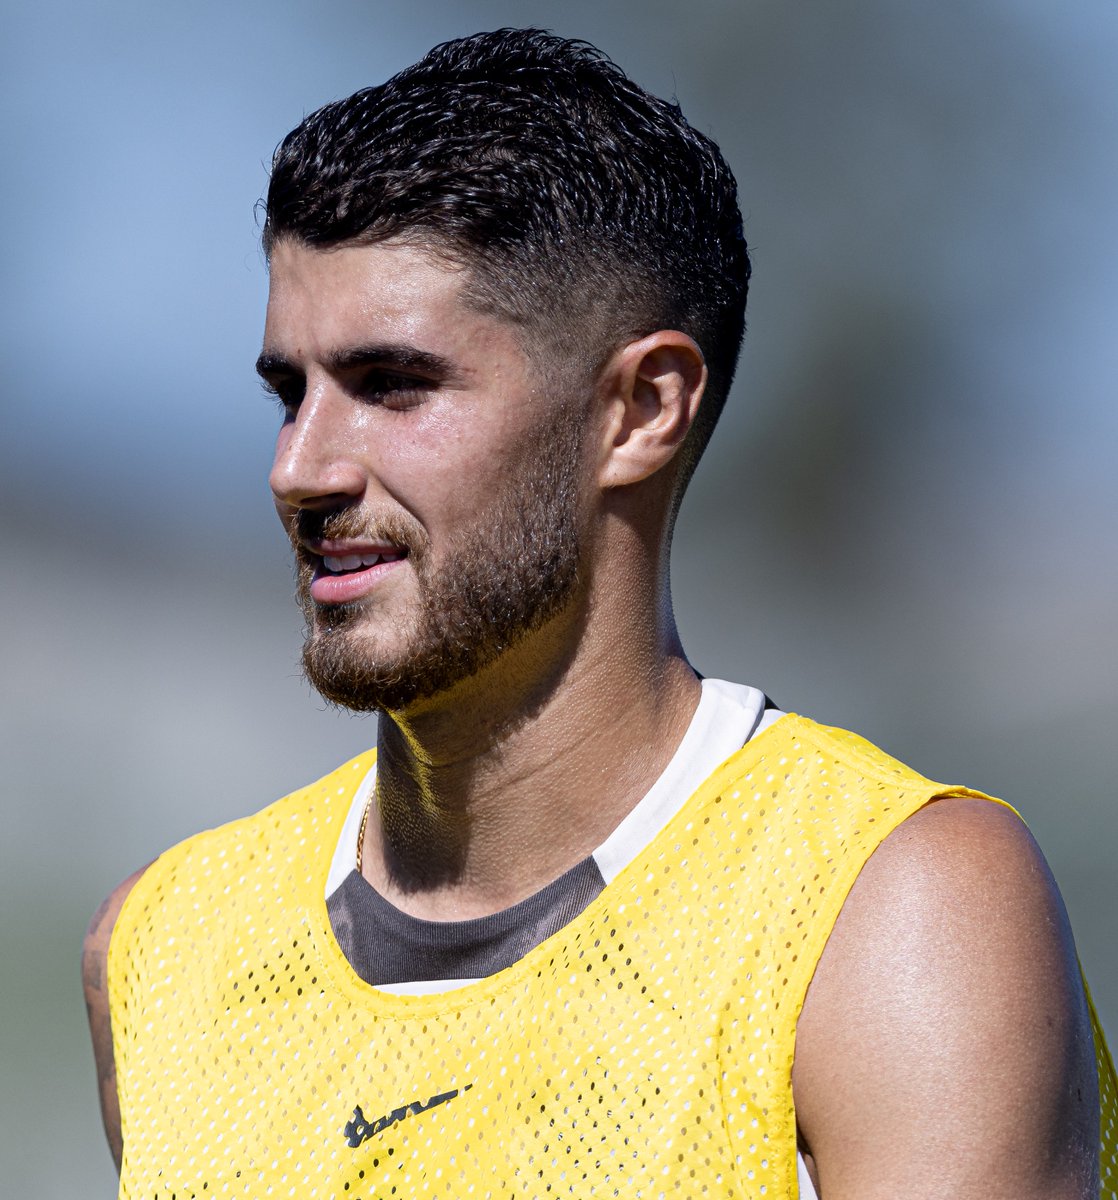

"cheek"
[375, 416, 502, 520]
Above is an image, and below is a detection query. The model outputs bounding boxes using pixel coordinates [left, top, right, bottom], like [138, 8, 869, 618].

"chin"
[301, 627, 419, 713]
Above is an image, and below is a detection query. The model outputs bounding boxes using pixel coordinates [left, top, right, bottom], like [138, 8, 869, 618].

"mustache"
[291, 506, 428, 555]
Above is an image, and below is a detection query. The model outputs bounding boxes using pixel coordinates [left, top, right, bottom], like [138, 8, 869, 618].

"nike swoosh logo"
[344, 1084, 473, 1147]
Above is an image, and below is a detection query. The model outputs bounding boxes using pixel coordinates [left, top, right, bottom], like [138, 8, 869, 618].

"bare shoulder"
[83, 864, 149, 997]
[793, 797, 1099, 1200]
[82, 864, 151, 1173]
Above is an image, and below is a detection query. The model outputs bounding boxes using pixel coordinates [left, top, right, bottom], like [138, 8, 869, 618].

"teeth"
[323, 554, 361, 572]
[321, 551, 402, 573]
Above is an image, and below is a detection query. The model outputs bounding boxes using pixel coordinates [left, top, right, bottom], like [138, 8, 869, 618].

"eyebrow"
[255, 343, 455, 381]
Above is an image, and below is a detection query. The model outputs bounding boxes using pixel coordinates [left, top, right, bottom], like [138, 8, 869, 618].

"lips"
[308, 545, 408, 605]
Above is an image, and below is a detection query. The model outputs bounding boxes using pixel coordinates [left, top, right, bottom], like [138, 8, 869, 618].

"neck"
[363, 572, 699, 920]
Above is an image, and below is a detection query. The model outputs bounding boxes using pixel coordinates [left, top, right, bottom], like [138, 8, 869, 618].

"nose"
[269, 385, 367, 512]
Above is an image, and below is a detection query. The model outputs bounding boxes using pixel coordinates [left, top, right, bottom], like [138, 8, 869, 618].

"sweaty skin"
[794, 798, 1099, 1200]
[262, 240, 707, 919]
[84, 242, 1099, 1196]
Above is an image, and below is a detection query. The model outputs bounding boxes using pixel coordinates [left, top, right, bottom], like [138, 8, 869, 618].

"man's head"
[260, 30, 750, 713]
[263, 27, 750, 485]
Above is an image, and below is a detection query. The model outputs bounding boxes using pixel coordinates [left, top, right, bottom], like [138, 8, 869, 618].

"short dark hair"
[263, 28, 750, 484]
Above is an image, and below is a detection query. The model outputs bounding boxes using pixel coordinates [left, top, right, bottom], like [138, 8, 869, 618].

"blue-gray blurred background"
[3, 1, 1115, 1192]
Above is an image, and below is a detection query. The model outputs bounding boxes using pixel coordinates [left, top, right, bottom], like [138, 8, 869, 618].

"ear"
[597, 331, 707, 489]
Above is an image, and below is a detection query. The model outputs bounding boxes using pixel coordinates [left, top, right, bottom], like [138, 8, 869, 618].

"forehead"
[262, 238, 522, 368]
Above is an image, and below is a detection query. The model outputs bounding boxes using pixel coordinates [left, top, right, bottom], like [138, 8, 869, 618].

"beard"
[291, 423, 585, 713]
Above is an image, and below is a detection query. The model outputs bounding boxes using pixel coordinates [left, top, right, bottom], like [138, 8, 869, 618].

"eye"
[356, 370, 433, 409]
[260, 376, 304, 417]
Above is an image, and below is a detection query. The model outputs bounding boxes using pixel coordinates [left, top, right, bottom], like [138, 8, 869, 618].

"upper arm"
[792, 798, 1099, 1200]
[82, 865, 149, 1173]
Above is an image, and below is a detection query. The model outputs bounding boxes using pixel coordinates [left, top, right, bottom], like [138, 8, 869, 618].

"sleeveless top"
[108, 715, 1118, 1198]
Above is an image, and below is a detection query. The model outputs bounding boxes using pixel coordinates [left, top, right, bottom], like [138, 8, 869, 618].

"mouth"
[306, 544, 410, 605]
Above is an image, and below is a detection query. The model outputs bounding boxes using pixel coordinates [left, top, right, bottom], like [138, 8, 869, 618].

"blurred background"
[3, 0, 1115, 1192]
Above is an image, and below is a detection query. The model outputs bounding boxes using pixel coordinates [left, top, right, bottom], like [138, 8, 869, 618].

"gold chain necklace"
[355, 795, 373, 875]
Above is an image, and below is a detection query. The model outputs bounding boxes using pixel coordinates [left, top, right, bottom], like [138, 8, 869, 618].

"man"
[84, 28, 1116, 1199]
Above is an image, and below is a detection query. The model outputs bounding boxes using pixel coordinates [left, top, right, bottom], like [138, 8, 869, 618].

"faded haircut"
[262, 27, 750, 486]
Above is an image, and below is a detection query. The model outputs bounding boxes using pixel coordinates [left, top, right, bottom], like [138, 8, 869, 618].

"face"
[261, 238, 587, 712]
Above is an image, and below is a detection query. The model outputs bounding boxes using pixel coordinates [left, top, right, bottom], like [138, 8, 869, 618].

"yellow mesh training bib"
[108, 716, 1118, 1198]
